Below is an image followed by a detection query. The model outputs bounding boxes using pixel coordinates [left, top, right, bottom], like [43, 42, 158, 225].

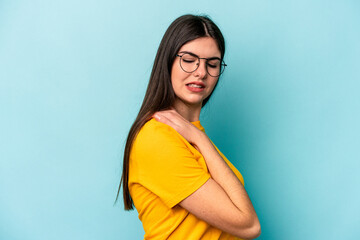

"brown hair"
[115, 14, 226, 210]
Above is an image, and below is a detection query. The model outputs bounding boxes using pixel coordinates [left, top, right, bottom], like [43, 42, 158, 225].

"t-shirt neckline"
[191, 121, 205, 132]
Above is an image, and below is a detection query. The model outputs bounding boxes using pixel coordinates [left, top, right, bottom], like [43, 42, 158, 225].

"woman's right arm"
[154, 111, 261, 239]
[180, 131, 261, 239]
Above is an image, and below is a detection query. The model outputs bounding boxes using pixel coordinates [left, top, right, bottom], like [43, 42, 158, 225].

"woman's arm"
[153, 110, 261, 239]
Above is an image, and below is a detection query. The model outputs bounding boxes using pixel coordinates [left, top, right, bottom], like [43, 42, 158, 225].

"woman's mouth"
[186, 83, 204, 88]
[186, 82, 205, 92]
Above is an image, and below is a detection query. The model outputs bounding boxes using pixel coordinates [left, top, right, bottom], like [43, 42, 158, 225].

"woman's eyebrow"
[178, 51, 199, 57]
[178, 51, 221, 60]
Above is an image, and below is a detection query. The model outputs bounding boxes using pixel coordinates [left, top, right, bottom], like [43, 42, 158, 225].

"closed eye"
[207, 59, 220, 68]
[207, 63, 217, 68]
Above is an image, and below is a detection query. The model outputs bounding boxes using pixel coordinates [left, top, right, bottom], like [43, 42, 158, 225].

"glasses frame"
[175, 52, 227, 77]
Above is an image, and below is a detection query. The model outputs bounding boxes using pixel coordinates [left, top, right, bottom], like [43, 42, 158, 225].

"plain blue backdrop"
[1, 0, 359, 239]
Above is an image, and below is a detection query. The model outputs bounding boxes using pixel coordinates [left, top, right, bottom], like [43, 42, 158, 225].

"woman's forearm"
[152, 111, 261, 237]
[194, 131, 259, 225]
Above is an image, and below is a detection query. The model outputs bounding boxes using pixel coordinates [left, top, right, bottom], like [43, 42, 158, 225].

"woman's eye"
[208, 63, 217, 68]
[207, 60, 220, 68]
[183, 59, 195, 63]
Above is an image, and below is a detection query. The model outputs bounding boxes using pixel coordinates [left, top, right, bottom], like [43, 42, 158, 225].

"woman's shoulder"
[134, 118, 184, 147]
[139, 118, 177, 135]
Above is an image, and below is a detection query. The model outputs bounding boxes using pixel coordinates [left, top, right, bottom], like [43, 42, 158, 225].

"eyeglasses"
[176, 52, 227, 77]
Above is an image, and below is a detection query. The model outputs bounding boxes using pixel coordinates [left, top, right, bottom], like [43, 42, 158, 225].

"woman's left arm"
[153, 110, 261, 239]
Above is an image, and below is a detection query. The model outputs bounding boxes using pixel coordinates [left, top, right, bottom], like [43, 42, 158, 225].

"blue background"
[1, 0, 359, 239]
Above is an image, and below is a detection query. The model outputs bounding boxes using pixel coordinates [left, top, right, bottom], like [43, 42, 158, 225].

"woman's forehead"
[178, 37, 221, 58]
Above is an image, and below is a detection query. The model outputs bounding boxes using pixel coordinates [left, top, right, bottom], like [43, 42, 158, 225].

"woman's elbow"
[247, 220, 261, 239]
[233, 215, 261, 239]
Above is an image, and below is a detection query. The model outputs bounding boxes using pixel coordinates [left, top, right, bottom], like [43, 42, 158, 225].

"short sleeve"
[130, 120, 210, 208]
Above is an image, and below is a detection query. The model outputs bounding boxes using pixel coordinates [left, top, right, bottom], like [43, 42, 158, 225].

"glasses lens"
[179, 53, 226, 77]
[180, 53, 198, 73]
[206, 59, 222, 77]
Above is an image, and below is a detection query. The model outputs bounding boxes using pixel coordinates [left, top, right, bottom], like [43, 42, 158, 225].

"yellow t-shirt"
[129, 118, 245, 240]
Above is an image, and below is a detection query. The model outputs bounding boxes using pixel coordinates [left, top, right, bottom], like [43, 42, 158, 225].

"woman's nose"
[193, 60, 207, 79]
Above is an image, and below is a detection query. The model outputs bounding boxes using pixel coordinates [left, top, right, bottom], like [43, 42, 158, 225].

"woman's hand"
[153, 109, 261, 239]
[153, 109, 203, 146]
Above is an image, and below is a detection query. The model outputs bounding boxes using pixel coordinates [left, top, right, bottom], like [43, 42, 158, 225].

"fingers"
[156, 109, 187, 122]
[153, 112, 179, 129]
[152, 110, 200, 144]
[154, 110, 176, 121]
[153, 112, 169, 123]
[154, 110, 190, 132]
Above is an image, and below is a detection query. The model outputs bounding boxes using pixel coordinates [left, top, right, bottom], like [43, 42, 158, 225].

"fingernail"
[153, 114, 160, 120]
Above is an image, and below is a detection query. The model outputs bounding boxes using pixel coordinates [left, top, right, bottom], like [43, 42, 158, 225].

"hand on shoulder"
[152, 109, 203, 146]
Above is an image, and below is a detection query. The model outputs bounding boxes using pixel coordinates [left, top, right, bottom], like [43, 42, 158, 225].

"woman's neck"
[172, 100, 201, 122]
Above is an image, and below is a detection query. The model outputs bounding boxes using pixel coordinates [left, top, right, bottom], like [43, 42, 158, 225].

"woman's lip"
[186, 85, 205, 92]
[186, 81, 205, 88]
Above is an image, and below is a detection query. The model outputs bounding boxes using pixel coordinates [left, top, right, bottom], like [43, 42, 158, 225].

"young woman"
[116, 14, 261, 239]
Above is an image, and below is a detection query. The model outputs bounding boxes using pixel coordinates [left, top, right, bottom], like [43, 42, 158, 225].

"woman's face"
[171, 37, 221, 108]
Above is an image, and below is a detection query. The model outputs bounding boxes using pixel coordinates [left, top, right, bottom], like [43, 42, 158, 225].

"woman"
[116, 14, 261, 239]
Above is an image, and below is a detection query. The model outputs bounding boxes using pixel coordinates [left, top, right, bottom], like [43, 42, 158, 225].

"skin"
[153, 37, 261, 239]
[170, 37, 220, 122]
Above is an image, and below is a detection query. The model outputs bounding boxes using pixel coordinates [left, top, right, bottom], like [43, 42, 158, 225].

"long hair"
[115, 14, 226, 210]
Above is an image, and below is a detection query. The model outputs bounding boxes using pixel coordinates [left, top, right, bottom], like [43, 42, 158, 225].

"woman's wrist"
[193, 131, 218, 157]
